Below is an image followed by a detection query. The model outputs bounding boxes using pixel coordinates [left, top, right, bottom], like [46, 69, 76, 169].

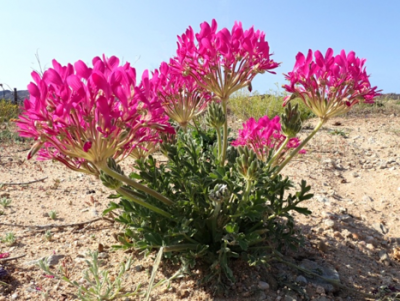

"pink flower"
[283, 49, 381, 119]
[155, 62, 212, 127]
[17, 55, 174, 175]
[170, 19, 279, 102]
[0, 252, 10, 259]
[232, 116, 301, 163]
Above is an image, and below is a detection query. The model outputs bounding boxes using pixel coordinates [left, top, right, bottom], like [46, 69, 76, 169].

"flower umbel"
[283, 48, 381, 120]
[171, 19, 279, 103]
[17, 55, 174, 175]
[232, 115, 301, 164]
[155, 62, 212, 128]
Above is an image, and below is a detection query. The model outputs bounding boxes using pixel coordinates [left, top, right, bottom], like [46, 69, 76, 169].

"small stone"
[352, 172, 359, 178]
[362, 195, 373, 202]
[315, 285, 325, 294]
[11, 293, 18, 300]
[379, 251, 389, 262]
[366, 243, 375, 251]
[134, 265, 144, 272]
[295, 275, 307, 286]
[258, 281, 270, 290]
[284, 295, 297, 301]
[97, 252, 108, 259]
[316, 195, 330, 204]
[323, 219, 335, 229]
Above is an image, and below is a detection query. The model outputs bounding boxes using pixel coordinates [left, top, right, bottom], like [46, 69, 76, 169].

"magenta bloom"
[170, 19, 279, 102]
[17, 55, 174, 175]
[154, 62, 212, 127]
[283, 48, 381, 119]
[232, 116, 302, 163]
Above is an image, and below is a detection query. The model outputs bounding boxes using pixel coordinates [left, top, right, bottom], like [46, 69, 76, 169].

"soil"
[0, 113, 399, 301]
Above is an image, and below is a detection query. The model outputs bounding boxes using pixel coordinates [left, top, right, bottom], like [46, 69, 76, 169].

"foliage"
[1, 232, 16, 246]
[0, 198, 12, 208]
[228, 89, 314, 121]
[0, 99, 19, 123]
[104, 127, 313, 283]
[37, 251, 140, 301]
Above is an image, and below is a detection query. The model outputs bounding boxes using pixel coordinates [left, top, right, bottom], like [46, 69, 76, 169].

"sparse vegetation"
[1, 232, 16, 246]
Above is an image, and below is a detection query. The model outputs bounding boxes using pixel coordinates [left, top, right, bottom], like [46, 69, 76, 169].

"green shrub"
[104, 127, 312, 285]
[0, 99, 19, 123]
[228, 88, 314, 121]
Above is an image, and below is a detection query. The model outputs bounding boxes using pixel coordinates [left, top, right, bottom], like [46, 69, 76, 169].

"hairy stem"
[116, 186, 174, 220]
[273, 118, 326, 177]
[100, 162, 174, 206]
[269, 136, 290, 168]
[221, 99, 229, 165]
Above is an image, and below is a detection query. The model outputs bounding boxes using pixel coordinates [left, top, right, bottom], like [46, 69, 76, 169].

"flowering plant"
[17, 20, 380, 290]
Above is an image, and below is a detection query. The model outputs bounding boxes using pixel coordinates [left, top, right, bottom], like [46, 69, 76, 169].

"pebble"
[316, 195, 330, 203]
[362, 195, 373, 202]
[379, 250, 389, 262]
[295, 275, 307, 285]
[258, 281, 270, 290]
[323, 219, 335, 229]
[315, 285, 326, 294]
[11, 293, 18, 300]
[97, 252, 108, 259]
[134, 265, 144, 272]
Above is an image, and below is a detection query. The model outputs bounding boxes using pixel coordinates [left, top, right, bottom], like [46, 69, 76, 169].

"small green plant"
[0, 211, 5, 216]
[44, 230, 53, 241]
[1, 232, 16, 246]
[328, 129, 348, 138]
[37, 251, 140, 301]
[48, 210, 58, 220]
[0, 198, 12, 208]
[50, 179, 61, 190]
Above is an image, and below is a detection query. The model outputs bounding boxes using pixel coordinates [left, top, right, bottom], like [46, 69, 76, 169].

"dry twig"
[0, 217, 114, 230]
[0, 254, 26, 263]
[0, 177, 48, 186]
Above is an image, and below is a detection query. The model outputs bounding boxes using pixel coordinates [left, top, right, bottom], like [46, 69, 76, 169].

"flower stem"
[116, 186, 174, 220]
[100, 162, 174, 206]
[216, 127, 222, 161]
[221, 100, 228, 165]
[273, 118, 326, 177]
[269, 136, 290, 168]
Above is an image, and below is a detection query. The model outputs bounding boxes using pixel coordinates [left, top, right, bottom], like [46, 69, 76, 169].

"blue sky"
[1, 0, 399, 94]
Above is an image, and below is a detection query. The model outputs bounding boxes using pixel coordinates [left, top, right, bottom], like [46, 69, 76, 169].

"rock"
[362, 195, 373, 202]
[258, 281, 270, 290]
[315, 285, 326, 294]
[11, 293, 18, 300]
[284, 295, 297, 301]
[352, 172, 359, 177]
[362, 163, 373, 169]
[372, 223, 388, 234]
[295, 275, 307, 286]
[134, 265, 144, 272]
[323, 219, 335, 229]
[379, 250, 389, 262]
[316, 195, 330, 204]
[97, 252, 108, 259]
[24, 254, 64, 266]
[299, 259, 340, 293]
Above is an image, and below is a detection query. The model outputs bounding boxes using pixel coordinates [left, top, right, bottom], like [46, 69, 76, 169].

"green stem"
[273, 118, 326, 177]
[221, 100, 229, 165]
[100, 162, 174, 206]
[269, 136, 290, 168]
[155, 244, 200, 252]
[216, 127, 222, 161]
[243, 179, 252, 202]
[210, 202, 222, 243]
[116, 186, 174, 220]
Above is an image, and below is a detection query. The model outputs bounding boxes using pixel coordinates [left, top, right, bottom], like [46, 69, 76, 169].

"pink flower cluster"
[17, 55, 174, 174]
[232, 116, 302, 163]
[154, 62, 212, 127]
[283, 48, 381, 119]
[170, 19, 279, 100]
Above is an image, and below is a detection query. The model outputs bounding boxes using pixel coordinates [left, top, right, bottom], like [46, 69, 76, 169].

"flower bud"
[209, 184, 230, 204]
[27, 141, 44, 160]
[280, 103, 302, 138]
[235, 146, 259, 181]
[205, 102, 226, 129]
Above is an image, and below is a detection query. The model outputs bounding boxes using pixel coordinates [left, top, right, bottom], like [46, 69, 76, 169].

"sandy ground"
[0, 113, 399, 301]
